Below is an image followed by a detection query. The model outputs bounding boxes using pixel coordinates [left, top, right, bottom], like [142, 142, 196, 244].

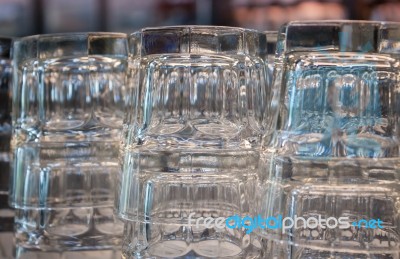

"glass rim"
[284, 20, 400, 26]
[130, 25, 263, 36]
[16, 32, 128, 42]
[12, 32, 129, 61]
[276, 20, 400, 54]
[128, 25, 267, 57]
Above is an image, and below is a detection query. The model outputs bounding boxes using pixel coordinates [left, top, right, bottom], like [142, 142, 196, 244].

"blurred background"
[0, 0, 400, 36]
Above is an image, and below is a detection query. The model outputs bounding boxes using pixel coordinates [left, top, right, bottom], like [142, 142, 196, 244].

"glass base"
[121, 221, 262, 258]
[15, 207, 123, 252]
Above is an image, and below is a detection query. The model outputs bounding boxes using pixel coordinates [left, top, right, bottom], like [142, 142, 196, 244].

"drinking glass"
[117, 26, 273, 258]
[9, 33, 129, 253]
[258, 21, 400, 258]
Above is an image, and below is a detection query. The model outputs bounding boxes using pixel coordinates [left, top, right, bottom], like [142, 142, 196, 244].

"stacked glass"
[116, 26, 275, 258]
[9, 33, 129, 257]
[258, 21, 400, 258]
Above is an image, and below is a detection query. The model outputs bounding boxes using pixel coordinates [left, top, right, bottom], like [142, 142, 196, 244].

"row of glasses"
[6, 20, 400, 259]
[258, 21, 400, 258]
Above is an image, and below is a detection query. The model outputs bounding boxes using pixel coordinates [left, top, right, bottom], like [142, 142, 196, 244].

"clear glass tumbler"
[117, 26, 273, 258]
[9, 33, 129, 253]
[258, 21, 400, 258]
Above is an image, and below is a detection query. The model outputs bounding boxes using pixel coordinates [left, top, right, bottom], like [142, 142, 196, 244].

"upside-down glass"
[10, 33, 128, 253]
[117, 26, 273, 258]
[258, 21, 400, 258]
